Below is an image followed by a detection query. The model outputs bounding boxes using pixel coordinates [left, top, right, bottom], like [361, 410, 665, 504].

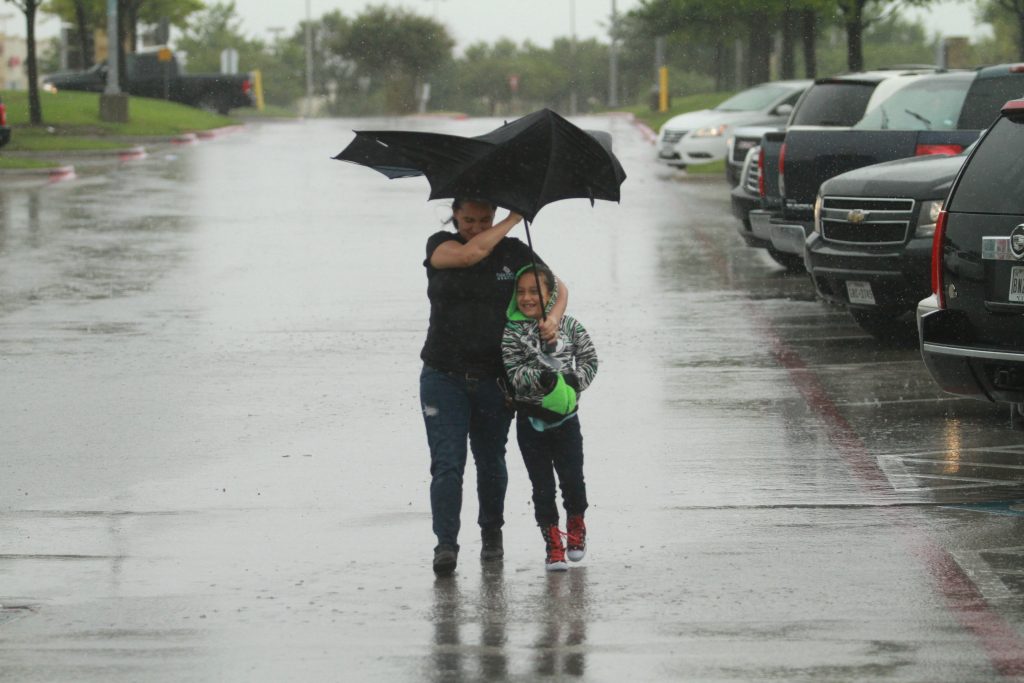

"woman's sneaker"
[541, 525, 568, 572]
[566, 515, 587, 562]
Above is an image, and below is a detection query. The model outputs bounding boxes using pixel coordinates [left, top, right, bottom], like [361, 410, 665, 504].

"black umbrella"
[333, 108, 626, 223]
[334, 108, 626, 325]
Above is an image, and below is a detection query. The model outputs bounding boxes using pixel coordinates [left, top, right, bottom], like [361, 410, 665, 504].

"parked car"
[733, 69, 940, 270]
[43, 47, 255, 115]
[656, 80, 810, 170]
[805, 150, 968, 341]
[726, 124, 776, 186]
[0, 94, 10, 149]
[918, 97, 1024, 413]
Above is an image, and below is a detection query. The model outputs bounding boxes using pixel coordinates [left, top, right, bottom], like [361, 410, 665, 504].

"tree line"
[8, 0, 1024, 122]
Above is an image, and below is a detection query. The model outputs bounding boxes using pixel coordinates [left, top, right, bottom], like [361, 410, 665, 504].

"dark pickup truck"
[767, 69, 1011, 262]
[734, 69, 942, 270]
[43, 48, 255, 115]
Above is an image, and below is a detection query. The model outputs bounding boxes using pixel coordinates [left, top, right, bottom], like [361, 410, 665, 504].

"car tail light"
[778, 143, 786, 198]
[931, 209, 948, 309]
[1009, 64, 1024, 73]
[242, 79, 252, 94]
[757, 147, 766, 198]
[0, 102, 6, 127]
[915, 143, 963, 156]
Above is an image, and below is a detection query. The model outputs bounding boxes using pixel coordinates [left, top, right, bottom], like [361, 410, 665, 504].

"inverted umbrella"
[334, 108, 626, 320]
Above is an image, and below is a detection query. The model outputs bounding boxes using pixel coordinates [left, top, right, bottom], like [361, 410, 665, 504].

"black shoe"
[433, 544, 458, 576]
[481, 528, 503, 561]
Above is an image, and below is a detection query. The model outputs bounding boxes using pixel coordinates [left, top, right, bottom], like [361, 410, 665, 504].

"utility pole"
[569, 0, 577, 115]
[305, 0, 314, 117]
[608, 0, 619, 108]
[99, 0, 127, 122]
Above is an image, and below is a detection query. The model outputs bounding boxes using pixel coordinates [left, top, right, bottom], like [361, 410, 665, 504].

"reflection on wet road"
[4, 116, 1024, 680]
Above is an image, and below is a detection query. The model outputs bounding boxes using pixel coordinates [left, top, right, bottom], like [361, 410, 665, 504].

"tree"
[987, 0, 1024, 59]
[336, 6, 454, 113]
[6, 0, 45, 124]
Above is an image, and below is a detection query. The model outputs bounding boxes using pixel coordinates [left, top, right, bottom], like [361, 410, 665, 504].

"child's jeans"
[516, 412, 588, 527]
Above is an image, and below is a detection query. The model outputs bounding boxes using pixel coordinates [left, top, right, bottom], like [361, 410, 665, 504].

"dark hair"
[518, 264, 555, 293]
[445, 198, 498, 228]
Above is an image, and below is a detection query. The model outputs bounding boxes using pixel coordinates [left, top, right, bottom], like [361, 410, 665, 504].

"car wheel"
[766, 246, 805, 273]
[849, 308, 918, 347]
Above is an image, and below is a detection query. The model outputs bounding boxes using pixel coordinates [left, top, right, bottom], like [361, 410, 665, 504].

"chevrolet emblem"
[847, 209, 867, 224]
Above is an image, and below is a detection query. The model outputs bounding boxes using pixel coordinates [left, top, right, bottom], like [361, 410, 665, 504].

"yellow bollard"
[658, 66, 669, 113]
[252, 69, 265, 112]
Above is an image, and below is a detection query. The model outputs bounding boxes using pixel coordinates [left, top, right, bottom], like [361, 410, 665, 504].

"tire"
[849, 308, 918, 347]
[766, 246, 805, 273]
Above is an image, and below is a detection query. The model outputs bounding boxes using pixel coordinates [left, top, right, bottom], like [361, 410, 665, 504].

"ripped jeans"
[420, 364, 513, 548]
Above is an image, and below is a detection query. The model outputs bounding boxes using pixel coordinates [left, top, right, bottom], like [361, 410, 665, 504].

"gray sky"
[6, 0, 990, 47]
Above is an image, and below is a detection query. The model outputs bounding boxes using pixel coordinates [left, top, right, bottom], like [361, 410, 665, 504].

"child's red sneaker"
[566, 514, 587, 562]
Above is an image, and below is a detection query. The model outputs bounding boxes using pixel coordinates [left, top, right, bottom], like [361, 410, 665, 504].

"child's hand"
[538, 314, 559, 342]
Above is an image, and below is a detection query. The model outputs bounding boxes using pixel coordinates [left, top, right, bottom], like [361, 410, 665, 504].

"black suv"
[0, 94, 10, 149]
[918, 96, 1024, 411]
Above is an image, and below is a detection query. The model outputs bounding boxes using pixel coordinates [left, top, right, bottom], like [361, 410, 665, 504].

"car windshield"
[854, 77, 972, 131]
[714, 84, 794, 112]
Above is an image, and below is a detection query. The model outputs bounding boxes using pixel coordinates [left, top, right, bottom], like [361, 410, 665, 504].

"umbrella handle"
[524, 220, 557, 354]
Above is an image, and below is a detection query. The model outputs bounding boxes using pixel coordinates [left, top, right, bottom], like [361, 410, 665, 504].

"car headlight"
[42, 82, 58, 94]
[916, 200, 943, 237]
[813, 194, 823, 234]
[691, 125, 727, 138]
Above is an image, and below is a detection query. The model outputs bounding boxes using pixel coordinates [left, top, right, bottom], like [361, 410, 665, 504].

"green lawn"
[0, 88, 243, 168]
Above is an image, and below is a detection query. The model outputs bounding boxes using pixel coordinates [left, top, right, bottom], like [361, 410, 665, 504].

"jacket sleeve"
[502, 323, 548, 396]
[568, 319, 598, 392]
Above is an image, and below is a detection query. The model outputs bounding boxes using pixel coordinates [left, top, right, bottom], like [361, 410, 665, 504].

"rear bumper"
[805, 235, 931, 311]
[731, 184, 760, 223]
[918, 301, 1024, 403]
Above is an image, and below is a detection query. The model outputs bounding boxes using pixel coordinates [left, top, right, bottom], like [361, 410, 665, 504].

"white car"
[656, 80, 810, 168]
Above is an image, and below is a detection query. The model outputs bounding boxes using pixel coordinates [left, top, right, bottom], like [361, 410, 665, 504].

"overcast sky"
[3, 0, 990, 47]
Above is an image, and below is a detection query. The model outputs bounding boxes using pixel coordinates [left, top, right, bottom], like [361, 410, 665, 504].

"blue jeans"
[421, 365, 513, 548]
[516, 412, 588, 527]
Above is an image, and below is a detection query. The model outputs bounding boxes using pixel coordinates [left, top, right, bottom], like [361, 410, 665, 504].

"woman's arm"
[430, 212, 523, 269]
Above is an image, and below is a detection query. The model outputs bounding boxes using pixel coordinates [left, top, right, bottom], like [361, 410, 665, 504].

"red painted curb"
[171, 133, 198, 145]
[195, 125, 245, 140]
[117, 146, 147, 161]
[47, 165, 76, 182]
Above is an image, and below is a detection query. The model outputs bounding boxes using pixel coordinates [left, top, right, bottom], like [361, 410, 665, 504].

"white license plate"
[1010, 267, 1024, 302]
[846, 280, 876, 305]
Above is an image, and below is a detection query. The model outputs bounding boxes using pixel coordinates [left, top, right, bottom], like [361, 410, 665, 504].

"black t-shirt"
[421, 230, 541, 376]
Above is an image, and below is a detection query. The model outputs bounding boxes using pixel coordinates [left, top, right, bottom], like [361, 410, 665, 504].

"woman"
[421, 198, 567, 576]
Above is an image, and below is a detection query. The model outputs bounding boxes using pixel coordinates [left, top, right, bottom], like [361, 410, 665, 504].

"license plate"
[846, 280, 876, 305]
[1010, 267, 1024, 302]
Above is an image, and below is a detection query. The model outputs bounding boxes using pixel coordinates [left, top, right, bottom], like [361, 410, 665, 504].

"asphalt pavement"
[3, 114, 1024, 681]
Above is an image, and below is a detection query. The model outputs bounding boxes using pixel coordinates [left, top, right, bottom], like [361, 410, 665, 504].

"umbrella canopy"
[333, 108, 626, 222]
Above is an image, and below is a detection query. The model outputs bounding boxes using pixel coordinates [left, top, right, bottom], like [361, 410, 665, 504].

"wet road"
[4, 115, 1024, 681]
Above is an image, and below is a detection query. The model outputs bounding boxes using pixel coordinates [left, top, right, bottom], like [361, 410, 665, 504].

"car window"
[789, 82, 876, 126]
[948, 116, 1024, 214]
[715, 84, 798, 112]
[958, 75, 1024, 130]
[854, 77, 971, 131]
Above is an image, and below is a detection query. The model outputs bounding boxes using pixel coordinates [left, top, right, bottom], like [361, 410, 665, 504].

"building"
[0, 33, 29, 90]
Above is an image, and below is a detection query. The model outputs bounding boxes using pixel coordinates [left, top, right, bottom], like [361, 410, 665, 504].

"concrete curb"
[0, 164, 77, 183]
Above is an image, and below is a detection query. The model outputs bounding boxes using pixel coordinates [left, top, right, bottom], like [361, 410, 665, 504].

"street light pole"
[608, 0, 619, 108]
[305, 0, 314, 116]
[104, 0, 119, 95]
[569, 0, 577, 115]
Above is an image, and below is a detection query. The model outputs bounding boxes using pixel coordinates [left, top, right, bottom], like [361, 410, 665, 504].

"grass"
[0, 88, 242, 168]
[0, 155, 62, 170]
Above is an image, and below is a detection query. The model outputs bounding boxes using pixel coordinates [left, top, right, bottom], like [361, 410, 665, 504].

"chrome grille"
[820, 196, 915, 245]
[742, 146, 761, 195]
[661, 129, 687, 144]
[731, 136, 760, 164]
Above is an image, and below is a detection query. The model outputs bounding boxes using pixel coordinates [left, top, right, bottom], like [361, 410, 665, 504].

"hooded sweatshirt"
[501, 266, 598, 426]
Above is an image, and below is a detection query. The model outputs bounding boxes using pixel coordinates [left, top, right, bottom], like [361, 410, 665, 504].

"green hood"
[506, 264, 558, 322]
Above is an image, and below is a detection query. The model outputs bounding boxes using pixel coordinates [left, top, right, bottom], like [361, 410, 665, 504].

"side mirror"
[774, 103, 794, 117]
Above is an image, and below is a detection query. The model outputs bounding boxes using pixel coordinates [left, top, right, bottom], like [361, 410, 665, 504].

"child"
[501, 264, 598, 571]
